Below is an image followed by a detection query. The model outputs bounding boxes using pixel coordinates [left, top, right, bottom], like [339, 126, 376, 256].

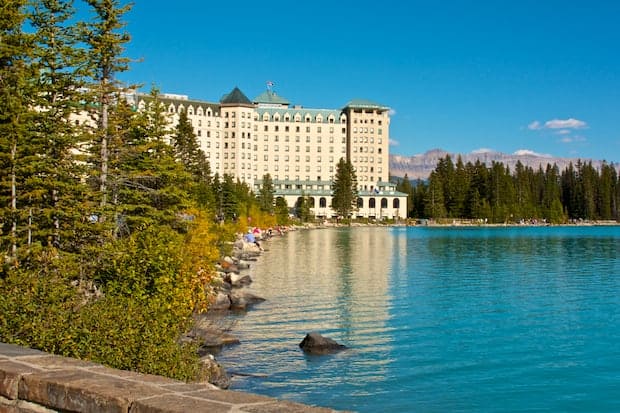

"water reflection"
[219, 227, 397, 401]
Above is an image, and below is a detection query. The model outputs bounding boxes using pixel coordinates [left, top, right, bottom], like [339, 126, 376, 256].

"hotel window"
[206, 131, 211, 137]
[264, 125, 268, 131]
[216, 142, 220, 148]
[295, 155, 300, 162]
[285, 165, 289, 171]
[275, 136, 279, 142]
[264, 145, 268, 151]
[274, 145, 279, 151]
[295, 165, 300, 172]
[285, 136, 289, 142]
[330, 136, 334, 143]
[306, 146, 310, 152]
[317, 137, 321, 143]
[306, 166, 310, 172]
[275, 126, 279, 132]
[317, 156, 321, 162]
[274, 165, 279, 171]
[305, 155, 310, 162]
[264, 155, 268, 161]
[317, 127, 321, 133]
[329, 147, 334, 153]
[285, 145, 289, 152]
[317, 147, 322, 152]
[329, 166, 334, 172]
[264, 165, 268, 171]
[197, 130, 201, 136]
[296, 136, 300, 142]
[264, 135, 268, 141]
[306, 136, 311, 143]
[274, 155, 279, 161]
[206, 152, 210, 158]
[232, 121, 235, 127]
[285, 126, 289, 132]
[285, 155, 289, 161]
[296, 146, 300, 152]
[232, 112, 236, 118]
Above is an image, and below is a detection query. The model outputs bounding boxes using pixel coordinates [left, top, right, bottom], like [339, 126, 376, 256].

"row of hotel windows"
[298, 197, 399, 209]
[204, 144, 345, 153]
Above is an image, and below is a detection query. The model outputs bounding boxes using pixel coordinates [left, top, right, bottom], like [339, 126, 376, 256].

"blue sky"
[115, 0, 619, 163]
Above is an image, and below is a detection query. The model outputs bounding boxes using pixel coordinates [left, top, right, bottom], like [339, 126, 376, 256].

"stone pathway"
[0, 342, 344, 412]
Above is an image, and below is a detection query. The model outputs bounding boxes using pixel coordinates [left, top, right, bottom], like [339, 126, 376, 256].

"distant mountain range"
[389, 149, 615, 180]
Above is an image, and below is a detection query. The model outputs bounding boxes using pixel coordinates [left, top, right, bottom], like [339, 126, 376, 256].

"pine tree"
[82, 0, 132, 208]
[171, 108, 212, 207]
[274, 196, 289, 225]
[395, 174, 414, 217]
[0, 0, 32, 261]
[25, 0, 93, 252]
[331, 158, 358, 220]
[257, 173, 275, 214]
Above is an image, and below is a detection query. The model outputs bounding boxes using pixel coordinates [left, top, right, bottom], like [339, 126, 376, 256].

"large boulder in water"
[229, 290, 265, 310]
[299, 332, 347, 355]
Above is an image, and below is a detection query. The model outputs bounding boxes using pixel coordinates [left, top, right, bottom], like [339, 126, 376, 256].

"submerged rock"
[299, 332, 347, 355]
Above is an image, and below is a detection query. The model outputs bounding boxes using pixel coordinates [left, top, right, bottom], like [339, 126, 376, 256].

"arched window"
[319, 197, 327, 208]
[309, 197, 315, 207]
[369, 198, 376, 208]
[357, 197, 364, 208]
[381, 198, 388, 208]
[393, 198, 400, 208]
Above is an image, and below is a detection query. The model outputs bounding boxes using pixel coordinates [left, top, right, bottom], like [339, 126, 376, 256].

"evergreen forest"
[396, 155, 620, 224]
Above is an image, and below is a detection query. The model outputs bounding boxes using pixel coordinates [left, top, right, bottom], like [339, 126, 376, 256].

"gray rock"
[299, 332, 347, 355]
[210, 292, 231, 311]
[230, 274, 252, 287]
[199, 355, 231, 389]
[229, 291, 265, 310]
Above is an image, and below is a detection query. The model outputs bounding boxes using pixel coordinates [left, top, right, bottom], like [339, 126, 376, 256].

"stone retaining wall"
[0, 342, 339, 413]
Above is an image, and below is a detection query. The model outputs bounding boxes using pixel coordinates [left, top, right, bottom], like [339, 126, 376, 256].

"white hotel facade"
[131, 86, 407, 220]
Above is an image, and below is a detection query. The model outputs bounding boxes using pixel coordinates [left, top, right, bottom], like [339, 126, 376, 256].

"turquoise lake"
[217, 226, 620, 412]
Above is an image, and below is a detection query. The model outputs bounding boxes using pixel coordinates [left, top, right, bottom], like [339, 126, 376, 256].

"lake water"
[217, 226, 620, 412]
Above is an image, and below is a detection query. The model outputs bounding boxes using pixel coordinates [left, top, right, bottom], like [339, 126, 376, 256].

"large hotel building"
[130, 86, 407, 220]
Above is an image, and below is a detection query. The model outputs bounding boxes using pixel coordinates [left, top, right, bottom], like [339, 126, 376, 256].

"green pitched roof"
[343, 99, 389, 110]
[220, 87, 252, 105]
[254, 90, 290, 105]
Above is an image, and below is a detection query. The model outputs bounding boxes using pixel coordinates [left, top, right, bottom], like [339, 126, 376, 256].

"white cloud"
[388, 108, 397, 117]
[527, 118, 587, 131]
[544, 118, 587, 129]
[514, 149, 552, 157]
[389, 138, 399, 146]
[555, 129, 571, 135]
[528, 121, 541, 130]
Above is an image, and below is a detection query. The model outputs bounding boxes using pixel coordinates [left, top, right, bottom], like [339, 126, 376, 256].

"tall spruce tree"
[257, 173, 275, 214]
[82, 0, 132, 208]
[331, 158, 358, 220]
[26, 0, 92, 252]
[0, 0, 32, 261]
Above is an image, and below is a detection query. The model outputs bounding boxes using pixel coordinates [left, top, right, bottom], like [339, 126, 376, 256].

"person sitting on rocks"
[244, 230, 263, 251]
